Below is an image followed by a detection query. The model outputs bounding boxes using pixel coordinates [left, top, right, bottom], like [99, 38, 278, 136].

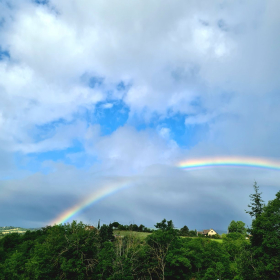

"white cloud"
[185, 113, 217, 125]
[15, 120, 87, 154]
[0, 0, 279, 153]
[101, 103, 113, 109]
[84, 125, 180, 175]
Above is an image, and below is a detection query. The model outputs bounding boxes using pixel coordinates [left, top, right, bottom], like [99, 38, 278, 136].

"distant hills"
[0, 226, 39, 235]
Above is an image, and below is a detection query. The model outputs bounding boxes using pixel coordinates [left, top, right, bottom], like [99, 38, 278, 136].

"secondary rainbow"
[178, 156, 280, 171]
[51, 156, 280, 225]
[50, 180, 131, 225]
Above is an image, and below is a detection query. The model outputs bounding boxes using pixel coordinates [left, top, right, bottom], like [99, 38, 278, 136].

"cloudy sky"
[1, 0, 280, 230]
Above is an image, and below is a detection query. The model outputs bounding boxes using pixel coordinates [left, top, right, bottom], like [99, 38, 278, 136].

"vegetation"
[228, 220, 246, 235]
[0, 182, 279, 279]
[0, 227, 37, 240]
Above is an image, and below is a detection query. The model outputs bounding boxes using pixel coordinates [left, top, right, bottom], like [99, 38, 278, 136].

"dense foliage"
[0, 183, 279, 279]
[228, 220, 246, 235]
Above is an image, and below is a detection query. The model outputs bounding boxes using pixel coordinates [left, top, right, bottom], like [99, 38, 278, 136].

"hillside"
[0, 226, 38, 236]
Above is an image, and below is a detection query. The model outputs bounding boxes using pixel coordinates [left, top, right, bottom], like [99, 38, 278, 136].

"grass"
[113, 230, 224, 242]
[0, 230, 27, 235]
[211, 238, 223, 243]
[113, 230, 151, 240]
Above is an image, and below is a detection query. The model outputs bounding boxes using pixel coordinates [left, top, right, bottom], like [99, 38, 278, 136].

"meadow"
[114, 230, 224, 242]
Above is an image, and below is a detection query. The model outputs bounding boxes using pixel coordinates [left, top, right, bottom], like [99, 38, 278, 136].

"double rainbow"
[50, 156, 280, 225]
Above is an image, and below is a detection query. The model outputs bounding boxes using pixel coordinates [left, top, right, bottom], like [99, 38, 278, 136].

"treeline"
[0, 182, 279, 279]
[110, 221, 199, 237]
[0, 220, 242, 280]
[108, 221, 153, 233]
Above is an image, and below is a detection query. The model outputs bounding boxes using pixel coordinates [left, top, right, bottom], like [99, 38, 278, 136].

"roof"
[198, 229, 217, 235]
[85, 226, 95, 230]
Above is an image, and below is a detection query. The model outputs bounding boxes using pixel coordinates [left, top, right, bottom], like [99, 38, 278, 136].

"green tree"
[111, 221, 119, 228]
[245, 181, 264, 218]
[155, 219, 174, 231]
[96, 241, 115, 279]
[165, 238, 192, 279]
[182, 238, 231, 279]
[2, 232, 21, 253]
[222, 232, 249, 279]
[29, 221, 100, 279]
[129, 224, 139, 231]
[189, 230, 197, 237]
[248, 190, 280, 279]
[138, 224, 145, 232]
[100, 224, 115, 244]
[228, 220, 246, 235]
[180, 225, 189, 236]
[147, 219, 178, 279]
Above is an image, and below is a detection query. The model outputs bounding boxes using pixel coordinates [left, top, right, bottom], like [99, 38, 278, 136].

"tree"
[228, 220, 246, 235]
[111, 221, 119, 228]
[189, 230, 197, 237]
[247, 190, 280, 279]
[99, 224, 115, 244]
[180, 225, 189, 236]
[138, 224, 145, 232]
[2, 233, 21, 252]
[147, 220, 178, 280]
[129, 224, 139, 231]
[155, 219, 174, 231]
[245, 181, 264, 218]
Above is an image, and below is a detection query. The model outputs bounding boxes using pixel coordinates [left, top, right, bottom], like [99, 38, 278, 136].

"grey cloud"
[2, 160, 279, 230]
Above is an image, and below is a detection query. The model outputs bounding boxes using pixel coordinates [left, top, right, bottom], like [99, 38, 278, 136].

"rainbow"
[178, 156, 280, 171]
[51, 156, 280, 225]
[50, 179, 131, 225]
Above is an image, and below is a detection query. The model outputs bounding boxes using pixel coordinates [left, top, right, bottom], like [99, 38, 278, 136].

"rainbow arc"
[178, 156, 280, 171]
[50, 156, 280, 225]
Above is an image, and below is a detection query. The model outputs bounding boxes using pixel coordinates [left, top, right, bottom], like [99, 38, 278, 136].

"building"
[198, 228, 217, 236]
[85, 226, 95, 231]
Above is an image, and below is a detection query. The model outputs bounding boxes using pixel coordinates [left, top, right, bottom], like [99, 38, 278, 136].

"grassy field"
[0, 228, 224, 243]
[0, 228, 27, 235]
[211, 238, 223, 243]
[113, 230, 224, 242]
[113, 230, 151, 240]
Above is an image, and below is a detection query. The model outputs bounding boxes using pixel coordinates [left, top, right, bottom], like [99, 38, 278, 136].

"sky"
[1, 0, 280, 230]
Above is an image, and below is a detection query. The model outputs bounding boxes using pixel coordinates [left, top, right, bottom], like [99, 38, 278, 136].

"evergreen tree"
[155, 219, 174, 231]
[248, 191, 280, 279]
[245, 181, 264, 218]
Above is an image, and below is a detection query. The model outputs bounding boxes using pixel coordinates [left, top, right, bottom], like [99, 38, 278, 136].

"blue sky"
[0, 0, 280, 229]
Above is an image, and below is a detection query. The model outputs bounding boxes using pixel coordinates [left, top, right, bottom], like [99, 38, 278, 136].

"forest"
[0, 183, 279, 280]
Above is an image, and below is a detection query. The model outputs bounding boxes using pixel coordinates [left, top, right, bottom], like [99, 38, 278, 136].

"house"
[198, 228, 217, 236]
[85, 226, 95, 231]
